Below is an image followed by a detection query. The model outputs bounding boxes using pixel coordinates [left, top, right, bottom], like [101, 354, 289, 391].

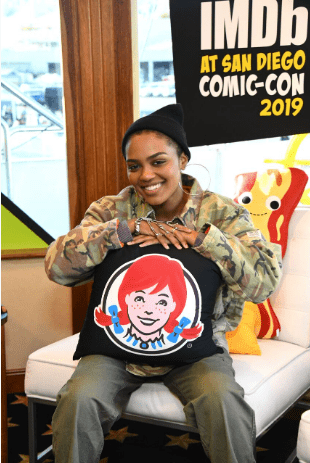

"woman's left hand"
[128, 234, 171, 249]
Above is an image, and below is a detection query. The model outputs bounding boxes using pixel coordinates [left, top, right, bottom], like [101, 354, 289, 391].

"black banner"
[170, 0, 310, 147]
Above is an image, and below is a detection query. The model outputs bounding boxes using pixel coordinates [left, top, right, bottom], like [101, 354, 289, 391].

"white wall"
[2, 257, 72, 370]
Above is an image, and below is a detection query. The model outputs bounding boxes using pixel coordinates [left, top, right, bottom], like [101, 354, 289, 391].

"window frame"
[59, 0, 135, 333]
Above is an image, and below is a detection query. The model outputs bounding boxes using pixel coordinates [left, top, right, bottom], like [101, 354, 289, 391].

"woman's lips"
[142, 183, 163, 193]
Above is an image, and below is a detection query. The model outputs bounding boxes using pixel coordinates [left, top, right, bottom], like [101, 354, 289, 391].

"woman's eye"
[134, 296, 145, 303]
[153, 160, 165, 166]
[157, 299, 167, 306]
[128, 165, 139, 172]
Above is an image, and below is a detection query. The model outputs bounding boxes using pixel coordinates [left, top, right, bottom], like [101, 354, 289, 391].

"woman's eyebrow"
[158, 293, 169, 298]
[126, 152, 167, 163]
[134, 290, 146, 294]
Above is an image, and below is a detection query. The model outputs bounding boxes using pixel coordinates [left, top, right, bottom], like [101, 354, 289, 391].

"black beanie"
[122, 103, 191, 160]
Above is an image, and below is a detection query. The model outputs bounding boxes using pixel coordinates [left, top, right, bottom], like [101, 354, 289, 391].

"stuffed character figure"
[226, 166, 308, 353]
[234, 167, 308, 256]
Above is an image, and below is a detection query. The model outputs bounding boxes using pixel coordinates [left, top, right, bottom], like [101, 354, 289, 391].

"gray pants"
[52, 350, 256, 463]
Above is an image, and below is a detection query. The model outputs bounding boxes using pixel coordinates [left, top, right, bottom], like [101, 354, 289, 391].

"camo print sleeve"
[45, 189, 134, 286]
[194, 192, 282, 304]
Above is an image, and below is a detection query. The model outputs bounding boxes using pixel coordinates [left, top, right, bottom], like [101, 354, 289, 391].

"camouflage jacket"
[45, 175, 282, 352]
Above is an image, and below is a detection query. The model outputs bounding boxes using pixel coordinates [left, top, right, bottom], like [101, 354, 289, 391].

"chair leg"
[28, 398, 38, 463]
[28, 398, 54, 463]
[284, 448, 298, 463]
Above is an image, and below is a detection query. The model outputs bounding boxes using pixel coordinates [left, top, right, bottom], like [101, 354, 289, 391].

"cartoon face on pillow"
[74, 244, 223, 365]
[94, 253, 203, 350]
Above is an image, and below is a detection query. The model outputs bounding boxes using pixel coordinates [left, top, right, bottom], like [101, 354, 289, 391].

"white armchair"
[25, 209, 310, 463]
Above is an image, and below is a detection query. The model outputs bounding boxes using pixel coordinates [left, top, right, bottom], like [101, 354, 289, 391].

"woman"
[46, 104, 282, 463]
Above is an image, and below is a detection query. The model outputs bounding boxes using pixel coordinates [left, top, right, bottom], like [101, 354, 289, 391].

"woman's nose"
[145, 311, 153, 315]
[140, 166, 155, 181]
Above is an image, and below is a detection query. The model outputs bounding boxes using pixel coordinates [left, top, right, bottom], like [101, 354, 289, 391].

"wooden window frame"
[59, 0, 134, 333]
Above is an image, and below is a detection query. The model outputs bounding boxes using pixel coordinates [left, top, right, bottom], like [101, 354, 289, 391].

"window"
[1, 0, 69, 244]
[137, 0, 310, 204]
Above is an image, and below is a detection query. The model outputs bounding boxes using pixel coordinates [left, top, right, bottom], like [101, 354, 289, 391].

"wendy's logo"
[94, 254, 204, 356]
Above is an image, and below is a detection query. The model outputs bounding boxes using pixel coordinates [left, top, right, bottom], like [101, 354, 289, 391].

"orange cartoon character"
[231, 167, 308, 343]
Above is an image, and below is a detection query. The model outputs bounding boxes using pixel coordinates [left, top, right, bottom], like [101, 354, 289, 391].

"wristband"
[135, 217, 144, 234]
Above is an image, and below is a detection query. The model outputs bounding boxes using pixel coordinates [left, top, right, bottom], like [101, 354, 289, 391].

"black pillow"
[74, 244, 223, 366]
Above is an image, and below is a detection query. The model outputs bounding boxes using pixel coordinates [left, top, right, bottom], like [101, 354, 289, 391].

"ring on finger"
[158, 224, 169, 234]
[160, 227, 170, 235]
[148, 222, 158, 235]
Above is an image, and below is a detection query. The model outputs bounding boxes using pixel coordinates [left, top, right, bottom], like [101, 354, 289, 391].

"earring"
[179, 164, 211, 196]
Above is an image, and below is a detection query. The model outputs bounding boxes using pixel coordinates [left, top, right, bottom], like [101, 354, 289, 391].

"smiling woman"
[125, 131, 188, 219]
[119, 105, 200, 249]
[45, 102, 283, 463]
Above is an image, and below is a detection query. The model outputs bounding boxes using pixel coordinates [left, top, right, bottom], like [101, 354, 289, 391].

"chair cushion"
[233, 340, 310, 436]
[25, 334, 80, 402]
[270, 209, 310, 348]
[25, 334, 310, 437]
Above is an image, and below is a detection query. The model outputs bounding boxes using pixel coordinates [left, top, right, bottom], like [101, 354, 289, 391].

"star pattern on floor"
[105, 426, 138, 443]
[256, 447, 269, 452]
[6, 392, 307, 462]
[18, 456, 30, 462]
[165, 433, 201, 450]
[18, 457, 52, 463]
[7, 417, 19, 428]
[11, 395, 28, 407]
[42, 424, 53, 436]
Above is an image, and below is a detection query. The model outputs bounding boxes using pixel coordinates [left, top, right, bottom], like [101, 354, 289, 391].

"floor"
[6, 392, 310, 463]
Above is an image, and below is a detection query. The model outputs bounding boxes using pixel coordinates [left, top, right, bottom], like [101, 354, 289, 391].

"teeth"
[144, 183, 161, 191]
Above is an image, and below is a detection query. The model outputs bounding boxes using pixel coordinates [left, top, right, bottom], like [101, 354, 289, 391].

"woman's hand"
[127, 219, 199, 249]
[128, 234, 171, 249]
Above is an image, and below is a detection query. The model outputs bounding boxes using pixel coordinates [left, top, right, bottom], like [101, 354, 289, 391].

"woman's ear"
[180, 153, 188, 170]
